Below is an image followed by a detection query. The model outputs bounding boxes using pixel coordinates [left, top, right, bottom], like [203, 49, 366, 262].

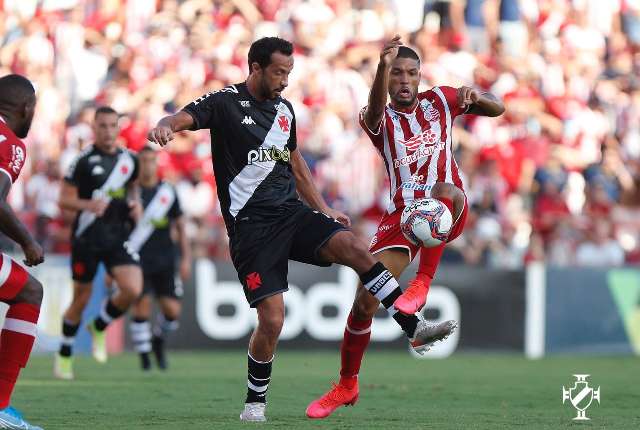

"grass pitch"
[14, 350, 640, 429]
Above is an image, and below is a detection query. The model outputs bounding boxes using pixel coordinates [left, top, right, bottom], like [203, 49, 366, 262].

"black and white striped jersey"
[64, 145, 139, 241]
[182, 82, 300, 234]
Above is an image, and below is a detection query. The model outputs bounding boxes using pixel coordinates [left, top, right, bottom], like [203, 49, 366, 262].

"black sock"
[246, 353, 272, 404]
[153, 314, 179, 340]
[94, 299, 125, 331]
[360, 262, 420, 338]
[59, 320, 80, 357]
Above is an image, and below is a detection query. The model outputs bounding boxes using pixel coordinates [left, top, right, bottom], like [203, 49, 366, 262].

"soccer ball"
[400, 198, 453, 247]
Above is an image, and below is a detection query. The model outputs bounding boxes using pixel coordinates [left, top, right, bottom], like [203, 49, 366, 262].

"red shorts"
[369, 199, 468, 261]
[0, 254, 29, 301]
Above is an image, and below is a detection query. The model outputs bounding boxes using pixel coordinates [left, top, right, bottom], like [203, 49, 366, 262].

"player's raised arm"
[457, 86, 505, 117]
[0, 174, 43, 266]
[147, 111, 195, 147]
[363, 35, 402, 132]
[290, 149, 351, 227]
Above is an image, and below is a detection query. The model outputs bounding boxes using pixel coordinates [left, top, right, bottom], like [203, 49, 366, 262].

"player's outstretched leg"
[308, 240, 421, 418]
[0, 264, 45, 430]
[239, 294, 283, 422]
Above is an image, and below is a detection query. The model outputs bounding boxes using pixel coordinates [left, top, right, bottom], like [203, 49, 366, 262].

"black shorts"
[71, 236, 140, 283]
[230, 205, 348, 307]
[142, 267, 182, 299]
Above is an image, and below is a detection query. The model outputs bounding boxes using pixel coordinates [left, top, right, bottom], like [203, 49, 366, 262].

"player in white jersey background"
[309, 36, 505, 419]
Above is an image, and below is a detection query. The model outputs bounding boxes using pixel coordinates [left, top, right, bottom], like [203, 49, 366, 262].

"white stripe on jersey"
[433, 87, 453, 183]
[228, 103, 293, 218]
[382, 108, 397, 214]
[126, 182, 176, 253]
[390, 113, 413, 209]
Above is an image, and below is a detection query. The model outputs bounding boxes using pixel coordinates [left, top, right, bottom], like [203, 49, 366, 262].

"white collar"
[0, 115, 5, 124]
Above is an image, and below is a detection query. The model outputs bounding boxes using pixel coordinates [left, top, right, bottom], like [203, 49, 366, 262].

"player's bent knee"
[14, 277, 43, 306]
[257, 310, 284, 339]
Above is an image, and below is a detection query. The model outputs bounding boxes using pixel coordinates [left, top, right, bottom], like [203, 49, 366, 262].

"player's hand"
[22, 240, 44, 267]
[129, 200, 143, 222]
[325, 208, 351, 228]
[147, 126, 174, 147]
[180, 258, 192, 283]
[380, 34, 402, 67]
[87, 199, 109, 217]
[457, 86, 480, 110]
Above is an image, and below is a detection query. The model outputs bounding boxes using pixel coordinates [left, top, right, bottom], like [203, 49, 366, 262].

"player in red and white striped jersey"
[361, 36, 504, 315]
[306, 37, 504, 419]
[0, 74, 45, 430]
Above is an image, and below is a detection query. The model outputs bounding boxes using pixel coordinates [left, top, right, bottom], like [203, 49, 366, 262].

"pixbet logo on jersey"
[247, 146, 291, 165]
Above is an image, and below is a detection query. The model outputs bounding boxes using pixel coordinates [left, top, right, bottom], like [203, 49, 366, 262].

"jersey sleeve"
[436, 86, 467, 118]
[358, 106, 385, 150]
[182, 90, 225, 131]
[0, 138, 26, 183]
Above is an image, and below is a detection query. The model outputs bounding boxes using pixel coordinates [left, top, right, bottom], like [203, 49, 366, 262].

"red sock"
[0, 303, 40, 409]
[339, 312, 372, 388]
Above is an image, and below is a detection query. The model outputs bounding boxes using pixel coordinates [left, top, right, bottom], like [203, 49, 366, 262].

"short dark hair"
[397, 46, 420, 63]
[94, 106, 118, 120]
[248, 37, 293, 70]
[0, 74, 35, 107]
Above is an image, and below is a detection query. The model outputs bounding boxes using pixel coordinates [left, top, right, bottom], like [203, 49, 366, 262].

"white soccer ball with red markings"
[400, 198, 453, 248]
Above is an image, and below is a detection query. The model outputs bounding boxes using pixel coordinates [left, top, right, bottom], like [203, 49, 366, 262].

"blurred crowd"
[1, 0, 640, 268]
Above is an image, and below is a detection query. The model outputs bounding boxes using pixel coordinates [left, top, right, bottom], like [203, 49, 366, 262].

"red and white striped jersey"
[359, 86, 466, 214]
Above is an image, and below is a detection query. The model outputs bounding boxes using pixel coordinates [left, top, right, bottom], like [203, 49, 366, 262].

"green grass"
[13, 351, 640, 429]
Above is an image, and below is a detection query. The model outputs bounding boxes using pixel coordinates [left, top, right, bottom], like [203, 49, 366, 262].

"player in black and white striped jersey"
[55, 107, 143, 381]
[147, 37, 429, 422]
[126, 146, 191, 371]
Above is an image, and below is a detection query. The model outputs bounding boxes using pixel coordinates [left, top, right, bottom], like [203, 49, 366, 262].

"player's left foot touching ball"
[0, 406, 43, 430]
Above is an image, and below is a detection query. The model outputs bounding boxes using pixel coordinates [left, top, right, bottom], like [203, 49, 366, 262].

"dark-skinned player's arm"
[363, 35, 402, 132]
[457, 86, 505, 117]
[290, 149, 351, 227]
[147, 111, 195, 147]
[175, 215, 192, 282]
[0, 174, 43, 266]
